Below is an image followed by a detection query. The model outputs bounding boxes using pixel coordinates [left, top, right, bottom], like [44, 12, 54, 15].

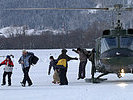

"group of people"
[48, 48, 94, 85]
[0, 48, 94, 87]
[0, 49, 37, 87]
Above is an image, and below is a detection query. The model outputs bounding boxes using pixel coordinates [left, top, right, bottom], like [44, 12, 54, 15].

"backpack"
[31, 55, 39, 65]
[82, 49, 91, 58]
[56, 59, 67, 67]
[55, 59, 67, 69]
[28, 52, 39, 65]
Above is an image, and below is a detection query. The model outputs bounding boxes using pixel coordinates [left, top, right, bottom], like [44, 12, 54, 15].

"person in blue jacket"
[18, 49, 33, 87]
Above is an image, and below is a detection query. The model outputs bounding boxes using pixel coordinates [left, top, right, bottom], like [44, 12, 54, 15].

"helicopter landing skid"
[85, 78, 107, 83]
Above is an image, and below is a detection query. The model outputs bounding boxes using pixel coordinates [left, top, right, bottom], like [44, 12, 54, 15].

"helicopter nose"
[101, 48, 133, 58]
[100, 48, 133, 66]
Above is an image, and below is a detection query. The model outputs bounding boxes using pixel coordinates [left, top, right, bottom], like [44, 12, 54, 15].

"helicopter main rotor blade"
[3, 7, 109, 11]
[125, 8, 133, 11]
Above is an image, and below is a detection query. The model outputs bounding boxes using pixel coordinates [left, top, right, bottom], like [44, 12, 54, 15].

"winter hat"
[62, 49, 67, 53]
[22, 49, 27, 53]
[49, 56, 54, 59]
[77, 48, 81, 51]
[6, 55, 10, 59]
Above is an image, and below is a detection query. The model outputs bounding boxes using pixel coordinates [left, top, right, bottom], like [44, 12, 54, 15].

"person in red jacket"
[0, 55, 14, 86]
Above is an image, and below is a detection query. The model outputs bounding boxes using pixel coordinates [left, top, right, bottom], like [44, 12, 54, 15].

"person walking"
[72, 48, 88, 80]
[18, 49, 33, 87]
[48, 56, 60, 84]
[56, 49, 78, 85]
[0, 55, 14, 86]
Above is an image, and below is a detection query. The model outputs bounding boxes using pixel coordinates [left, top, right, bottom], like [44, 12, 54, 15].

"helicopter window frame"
[100, 37, 118, 53]
[95, 38, 101, 56]
[120, 36, 133, 50]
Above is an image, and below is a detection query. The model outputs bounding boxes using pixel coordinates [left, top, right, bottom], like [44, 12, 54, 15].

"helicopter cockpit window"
[120, 37, 133, 50]
[101, 37, 117, 53]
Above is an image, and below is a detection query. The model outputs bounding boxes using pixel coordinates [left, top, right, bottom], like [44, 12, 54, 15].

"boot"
[20, 82, 25, 87]
[1, 83, 5, 86]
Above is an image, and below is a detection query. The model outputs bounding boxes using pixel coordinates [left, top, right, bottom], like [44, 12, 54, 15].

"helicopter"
[89, 4, 133, 83]
[3, 4, 133, 83]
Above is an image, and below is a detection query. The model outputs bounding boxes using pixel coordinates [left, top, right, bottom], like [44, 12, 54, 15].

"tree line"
[0, 22, 105, 49]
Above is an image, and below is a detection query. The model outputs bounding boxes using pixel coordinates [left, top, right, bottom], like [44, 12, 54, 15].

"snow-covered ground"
[0, 27, 66, 38]
[0, 49, 133, 100]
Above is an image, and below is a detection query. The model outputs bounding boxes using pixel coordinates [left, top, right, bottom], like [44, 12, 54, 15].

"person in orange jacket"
[0, 55, 14, 86]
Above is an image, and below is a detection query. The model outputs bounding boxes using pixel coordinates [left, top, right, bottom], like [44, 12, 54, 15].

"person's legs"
[7, 72, 12, 86]
[59, 69, 63, 84]
[53, 70, 60, 83]
[2, 72, 7, 85]
[59, 69, 65, 85]
[81, 61, 87, 78]
[22, 67, 32, 86]
[52, 70, 57, 84]
[22, 68, 26, 85]
[64, 69, 68, 85]
[78, 61, 87, 79]
[78, 62, 82, 79]
[59, 69, 68, 85]
[91, 62, 96, 79]
[26, 68, 32, 86]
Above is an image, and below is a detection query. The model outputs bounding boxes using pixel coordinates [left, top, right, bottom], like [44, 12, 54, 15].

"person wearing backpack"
[72, 48, 88, 80]
[0, 55, 14, 86]
[56, 49, 78, 85]
[18, 49, 33, 87]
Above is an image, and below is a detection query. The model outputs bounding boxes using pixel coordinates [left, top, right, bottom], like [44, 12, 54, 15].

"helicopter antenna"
[111, 11, 115, 29]
[114, 4, 123, 29]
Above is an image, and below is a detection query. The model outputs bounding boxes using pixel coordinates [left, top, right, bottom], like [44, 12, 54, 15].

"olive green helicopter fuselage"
[95, 28, 133, 78]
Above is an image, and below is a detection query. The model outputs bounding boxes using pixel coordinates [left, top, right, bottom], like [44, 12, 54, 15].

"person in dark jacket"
[18, 49, 33, 87]
[0, 55, 14, 86]
[89, 48, 96, 79]
[48, 56, 60, 84]
[72, 48, 88, 80]
[57, 49, 78, 85]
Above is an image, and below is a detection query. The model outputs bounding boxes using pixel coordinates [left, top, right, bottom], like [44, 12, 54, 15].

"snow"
[0, 27, 66, 37]
[0, 49, 133, 100]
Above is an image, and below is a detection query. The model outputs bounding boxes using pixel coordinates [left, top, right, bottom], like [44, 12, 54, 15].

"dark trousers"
[22, 67, 32, 85]
[78, 60, 87, 78]
[91, 62, 96, 79]
[59, 69, 68, 85]
[2, 72, 12, 85]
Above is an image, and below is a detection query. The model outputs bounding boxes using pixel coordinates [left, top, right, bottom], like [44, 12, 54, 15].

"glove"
[48, 72, 50, 75]
[72, 49, 75, 51]
[21, 61, 24, 64]
[10, 55, 14, 58]
[75, 57, 78, 60]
